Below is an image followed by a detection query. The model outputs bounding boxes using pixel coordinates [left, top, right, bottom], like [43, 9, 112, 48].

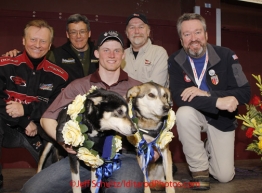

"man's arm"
[40, 118, 57, 140]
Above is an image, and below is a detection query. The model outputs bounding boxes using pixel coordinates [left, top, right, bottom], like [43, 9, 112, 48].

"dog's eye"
[148, 93, 155, 98]
[163, 93, 167, 98]
[117, 109, 123, 115]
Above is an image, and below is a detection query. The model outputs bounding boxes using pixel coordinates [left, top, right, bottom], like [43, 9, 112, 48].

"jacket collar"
[128, 38, 152, 54]
[90, 69, 128, 84]
[175, 43, 221, 69]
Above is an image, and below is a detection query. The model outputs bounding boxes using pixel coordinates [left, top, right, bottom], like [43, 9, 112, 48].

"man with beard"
[122, 13, 169, 87]
[168, 13, 250, 190]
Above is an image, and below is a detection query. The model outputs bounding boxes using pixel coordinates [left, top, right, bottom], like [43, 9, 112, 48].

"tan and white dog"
[127, 82, 176, 193]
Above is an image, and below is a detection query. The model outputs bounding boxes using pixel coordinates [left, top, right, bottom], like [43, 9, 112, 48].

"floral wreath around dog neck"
[62, 85, 122, 168]
[127, 97, 176, 149]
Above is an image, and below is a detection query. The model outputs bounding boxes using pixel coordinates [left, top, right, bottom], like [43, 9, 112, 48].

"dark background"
[0, 0, 262, 168]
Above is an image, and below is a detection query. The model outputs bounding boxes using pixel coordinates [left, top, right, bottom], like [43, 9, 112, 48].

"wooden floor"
[0, 159, 261, 193]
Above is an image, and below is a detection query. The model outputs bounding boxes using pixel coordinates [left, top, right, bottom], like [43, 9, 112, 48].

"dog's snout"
[131, 125, 137, 134]
[163, 105, 170, 112]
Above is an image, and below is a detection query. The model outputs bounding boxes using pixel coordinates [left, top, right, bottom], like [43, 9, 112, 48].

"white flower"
[87, 85, 98, 95]
[157, 131, 174, 149]
[166, 109, 176, 131]
[128, 99, 133, 118]
[114, 135, 122, 152]
[127, 131, 142, 147]
[67, 94, 86, 120]
[62, 120, 85, 147]
[77, 147, 104, 168]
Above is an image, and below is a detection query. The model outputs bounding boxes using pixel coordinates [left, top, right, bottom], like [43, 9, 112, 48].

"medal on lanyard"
[188, 51, 209, 88]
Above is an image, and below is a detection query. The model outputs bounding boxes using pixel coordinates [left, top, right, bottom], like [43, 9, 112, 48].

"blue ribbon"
[94, 135, 122, 193]
[137, 139, 156, 182]
[137, 120, 167, 182]
[95, 153, 121, 193]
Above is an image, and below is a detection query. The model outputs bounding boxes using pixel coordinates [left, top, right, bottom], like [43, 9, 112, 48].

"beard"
[131, 35, 147, 46]
[185, 40, 207, 58]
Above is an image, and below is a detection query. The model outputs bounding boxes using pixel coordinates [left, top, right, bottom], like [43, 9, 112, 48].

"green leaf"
[76, 115, 82, 122]
[80, 107, 85, 114]
[89, 149, 98, 156]
[83, 140, 94, 149]
[110, 137, 117, 159]
[79, 124, 88, 133]
[132, 117, 138, 125]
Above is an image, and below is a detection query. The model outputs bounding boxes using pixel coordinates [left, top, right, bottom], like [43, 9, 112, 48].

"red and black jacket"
[0, 51, 68, 128]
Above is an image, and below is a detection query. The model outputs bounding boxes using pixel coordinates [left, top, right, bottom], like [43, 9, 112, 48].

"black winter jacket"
[51, 41, 98, 83]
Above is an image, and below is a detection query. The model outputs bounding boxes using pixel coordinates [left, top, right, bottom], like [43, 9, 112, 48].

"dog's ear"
[85, 98, 96, 114]
[89, 96, 103, 106]
[126, 85, 140, 101]
[164, 87, 173, 107]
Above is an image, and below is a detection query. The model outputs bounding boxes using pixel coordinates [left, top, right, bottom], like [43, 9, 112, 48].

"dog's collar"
[138, 121, 165, 138]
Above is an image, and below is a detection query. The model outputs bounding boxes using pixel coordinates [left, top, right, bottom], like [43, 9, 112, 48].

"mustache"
[188, 40, 202, 47]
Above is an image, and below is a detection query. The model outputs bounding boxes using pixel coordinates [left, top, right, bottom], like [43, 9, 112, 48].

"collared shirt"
[122, 39, 169, 87]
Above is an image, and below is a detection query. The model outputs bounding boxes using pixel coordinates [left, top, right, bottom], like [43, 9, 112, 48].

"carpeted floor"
[0, 159, 261, 193]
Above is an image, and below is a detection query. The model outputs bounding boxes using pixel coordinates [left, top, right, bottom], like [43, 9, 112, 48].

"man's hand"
[181, 86, 209, 102]
[216, 96, 239, 112]
[2, 49, 20, 57]
[25, 121, 38, 137]
[6, 101, 24, 118]
[151, 147, 160, 162]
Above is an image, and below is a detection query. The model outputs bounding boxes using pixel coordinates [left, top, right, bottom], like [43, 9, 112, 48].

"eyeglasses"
[68, 30, 88, 37]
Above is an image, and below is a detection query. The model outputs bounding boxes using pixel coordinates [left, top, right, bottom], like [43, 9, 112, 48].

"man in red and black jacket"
[0, 19, 68, 187]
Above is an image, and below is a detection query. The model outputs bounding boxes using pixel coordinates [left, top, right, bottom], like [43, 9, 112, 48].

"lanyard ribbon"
[188, 51, 209, 88]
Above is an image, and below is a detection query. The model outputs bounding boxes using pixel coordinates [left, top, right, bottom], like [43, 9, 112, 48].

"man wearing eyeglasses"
[48, 13, 98, 83]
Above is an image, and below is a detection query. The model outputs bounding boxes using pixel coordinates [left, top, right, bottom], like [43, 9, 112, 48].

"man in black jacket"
[0, 19, 68, 188]
[168, 13, 251, 190]
[47, 13, 98, 82]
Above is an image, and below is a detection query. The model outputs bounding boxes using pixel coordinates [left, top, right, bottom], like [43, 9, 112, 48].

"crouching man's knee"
[213, 171, 235, 183]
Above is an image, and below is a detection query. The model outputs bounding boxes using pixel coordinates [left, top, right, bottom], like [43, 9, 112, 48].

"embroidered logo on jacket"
[91, 59, 99, 63]
[62, 58, 75, 64]
[39, 83, 53, 91]
[145, 59, 151, 65]
[10, 76, 26, 86]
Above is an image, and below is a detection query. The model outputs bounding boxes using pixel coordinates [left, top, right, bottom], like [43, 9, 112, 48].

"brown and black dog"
[127, 82, 176, 193]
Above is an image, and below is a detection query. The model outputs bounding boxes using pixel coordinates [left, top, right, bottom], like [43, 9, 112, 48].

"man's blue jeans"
[21, 153, 144, 193]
